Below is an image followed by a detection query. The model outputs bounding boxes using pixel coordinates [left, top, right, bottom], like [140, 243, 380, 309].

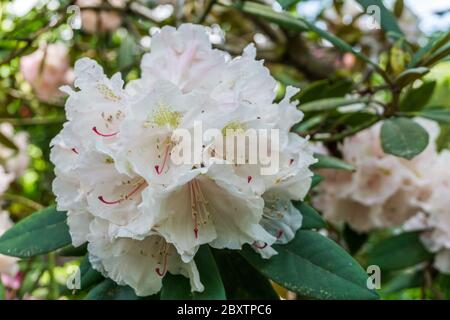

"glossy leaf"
[161, 245, 226, 300]
[292, 201, 326, 230]
[212, 249, 278, 299]
[399, 81, 436, 111]
[312, 153, 355, 171]
[0, 206, 71, 258]
[355, 0, 404, 37]
[380, 117, 429, 160]
[367, 231, 432, 271]
[240, 230, 379, 300]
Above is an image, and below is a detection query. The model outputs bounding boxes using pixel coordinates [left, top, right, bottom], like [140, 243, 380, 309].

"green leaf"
[395, 67, 430, 88]
[0, 280, 5, 300]
[161, 245, 226, 300]
[355, 0, 404, 37]
[0, 131, 18, 151]
[118, 35, 138, 70]
[240, 230, 379, 300]
[226, 1, 307, 31]
[380, 117, 429, 160]
[311, 173, 323, 188]
[0, 206, 71, 258]
[343, 224, 368, 255]
[79, 256, 104, 290]
[212, 249, 279, 299]
[399, 81, 436, 111]
[292, 201, 326, 230]
[278, 0, 301, 10]
[410, 31, 450, 67]
[85, 279, 156, 300]
[300, 97, 369, 113]
[294, 79, 354, 104]
[224, 1, 377, 68]
[412, 108, 450, 124]
[380, 271, 422, 295]
[312, 153, 355, 171]
[367, 231, 432, 271]
[58, 243, 87, 257]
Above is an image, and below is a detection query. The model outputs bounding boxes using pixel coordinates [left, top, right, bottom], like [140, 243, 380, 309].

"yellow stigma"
[146, 105, 182, 128]
[222, 121, 246, 136]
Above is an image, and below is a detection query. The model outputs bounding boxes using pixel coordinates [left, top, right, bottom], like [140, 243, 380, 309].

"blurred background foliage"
[0, 0, 449, 299]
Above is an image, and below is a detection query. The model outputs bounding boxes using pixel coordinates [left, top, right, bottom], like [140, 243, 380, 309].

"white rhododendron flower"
[403, 150, 450, 274]
[313, 118, 440, 232]
[51, 24, 316, 295]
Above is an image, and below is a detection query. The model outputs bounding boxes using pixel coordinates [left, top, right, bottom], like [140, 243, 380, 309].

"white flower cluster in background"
[0, 123, 29, 277]
[314, 118, 450, 274]
[51, 24, 316, 296]
[313, 118, 440, 233]
[403, 149, 450, 275]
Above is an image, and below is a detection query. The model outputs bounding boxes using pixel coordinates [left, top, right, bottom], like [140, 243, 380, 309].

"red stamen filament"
[277, 230, 284, 239]
[71, 148, 79, 154]
[92, 126, 119, 137]
[247, 176, 252, 183]
[289, 159, 294, 165]
[155, 144, 171, 175]
[253, 241, 267, 249]
[98, 181, 147, 205]
[155, 242, 168, 277]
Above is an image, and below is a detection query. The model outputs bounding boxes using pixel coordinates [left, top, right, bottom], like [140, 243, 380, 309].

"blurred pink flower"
[20, 43, 74, 102]
[77, 0, 125, 34]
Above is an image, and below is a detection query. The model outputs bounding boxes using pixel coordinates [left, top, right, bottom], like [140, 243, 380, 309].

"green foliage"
[367, 231, 433, 271]
[240, 230, 379, 300]
[0, 206, 71, 258]
[161, 246, 226, 300]
[380, 117, 429, 159]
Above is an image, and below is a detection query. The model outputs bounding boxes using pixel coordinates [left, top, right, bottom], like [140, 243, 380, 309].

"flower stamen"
[98, 180, 147, 205]
[92, 126, 119, 137]
[189, 179, 210, 239]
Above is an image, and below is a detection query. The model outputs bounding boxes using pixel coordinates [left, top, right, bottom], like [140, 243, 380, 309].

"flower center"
[221, 121, 246, 136]
[145, 105, 182, 129]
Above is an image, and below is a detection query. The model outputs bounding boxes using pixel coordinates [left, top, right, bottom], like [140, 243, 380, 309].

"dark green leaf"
[413, 108, 450, 124]
[212, 249, 278, 299]
[292, 201, 326, 230]
[0, 131, 18, 151]
[355, 0, 404, 37]
[410, 31, 450, 67]
[395, 67, 429, 88]
[399, 81, 436, 111]
[312, 153, 355, 171]
[300, 97, 369, 113]
[161, 245, 226, 300]
[367, 231, 432, 271]
[0, 206, 71, 258]
[311, 173, 323, 188]
[58, 243, 87, 257]
[343, 224, 368, 255]
[240, 230, 379, 299]
[380, 118, 429, 160]
[85, 279, 156, 300]
[79, 256, 104, 290]
[380, 271, 422, 295]
[278, 0, 301, 10]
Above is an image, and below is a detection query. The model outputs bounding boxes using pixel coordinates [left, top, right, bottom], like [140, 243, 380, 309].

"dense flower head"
[313, 118, 440, 232]
[51, 24, 316, 296]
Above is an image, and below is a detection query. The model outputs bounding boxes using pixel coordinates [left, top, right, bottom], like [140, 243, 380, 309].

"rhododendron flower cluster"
[403, 149, 450, 274]
[50, 24, 316, 296]
[313, 118, 440, 232]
